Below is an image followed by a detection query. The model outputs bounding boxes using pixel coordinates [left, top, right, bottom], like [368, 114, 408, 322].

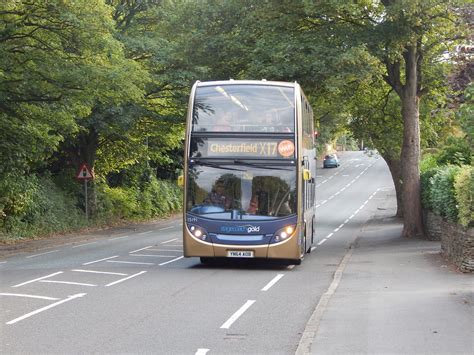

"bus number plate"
[227, 251, 254, 258]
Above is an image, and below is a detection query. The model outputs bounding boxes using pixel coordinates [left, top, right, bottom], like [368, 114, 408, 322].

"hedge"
[421, 164, 473, 227]
[454, 166, 473, 227]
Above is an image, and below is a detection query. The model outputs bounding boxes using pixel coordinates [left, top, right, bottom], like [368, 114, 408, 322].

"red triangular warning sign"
[76, 163, 93, 180]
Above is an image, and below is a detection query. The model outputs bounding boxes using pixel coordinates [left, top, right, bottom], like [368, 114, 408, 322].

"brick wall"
[423, 210, 474, 273]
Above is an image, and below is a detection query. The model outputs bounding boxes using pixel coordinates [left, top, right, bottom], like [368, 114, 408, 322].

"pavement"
[297, 192, 473, 355]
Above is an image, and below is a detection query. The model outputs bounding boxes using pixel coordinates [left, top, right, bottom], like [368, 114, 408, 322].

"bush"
[436, 136, 472, 166]
[0, 174, 86, 241]
[96, 184, 140, 221]
[430, 165, 462, 223]
[421, 168, 439, 210]
[454, 166, 473, 227]
[96, 177, 182, 223]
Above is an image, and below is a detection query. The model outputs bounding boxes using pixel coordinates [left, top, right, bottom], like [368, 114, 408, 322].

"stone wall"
[424, 210, 474, 273]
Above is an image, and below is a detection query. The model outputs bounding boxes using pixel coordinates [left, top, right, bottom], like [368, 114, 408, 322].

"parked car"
[323, 154, 340, 168]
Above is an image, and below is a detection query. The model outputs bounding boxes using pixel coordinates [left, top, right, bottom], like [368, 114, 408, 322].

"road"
[1, 151, 392, 354]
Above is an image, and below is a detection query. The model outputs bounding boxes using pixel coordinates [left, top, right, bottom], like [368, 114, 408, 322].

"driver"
[205, 181, 232, 209]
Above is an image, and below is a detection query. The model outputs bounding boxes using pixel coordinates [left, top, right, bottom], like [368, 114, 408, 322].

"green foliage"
[96, 176, 182, 223]
[454, 166, 473, 227]
[429, 165, 462, 223]
[420, 168, 439, 211]
[420, 154, 439, 173]
[0, 174, 86, 241]
[436, 136, 472, 166]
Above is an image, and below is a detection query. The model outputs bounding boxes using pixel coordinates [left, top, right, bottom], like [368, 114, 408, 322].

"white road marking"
[195, 349, 210, 355]
[40, 280, 97, 287]
[159, 226, 174, 231]
[261, 274, 285, 291]
[105, 271, 147, 287]
[326, 233, 334, 239]
[161, 238, 178, 244]
[317, 239, 327, 246]
[107, 260, 154, 265]
[0, 293, 60, 301]
[83, 255, 118, 265]
[131, 254, 180, 258]
[12, 271, 64, 288]
[311, 247, 317, 252]
[220, 300, 256, 329]
[72, 241, 97, 248]
[26, 250, 60, 259]
[6, 293, 86, 325]
[109, 235, 129, 241]
[159, 256, 184, 266]
[144, 249, 182, 252]
[71, 269, 127, 276]
[137, 231, 153, 235]
[287, 264, 296, 270]
[130, 246, 153, 253]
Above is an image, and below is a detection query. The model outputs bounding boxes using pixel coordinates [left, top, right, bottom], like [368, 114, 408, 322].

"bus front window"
[186, 164, 296, 220]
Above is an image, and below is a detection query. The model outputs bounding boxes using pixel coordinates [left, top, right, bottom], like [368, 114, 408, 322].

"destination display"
[190, 138, 295, 159]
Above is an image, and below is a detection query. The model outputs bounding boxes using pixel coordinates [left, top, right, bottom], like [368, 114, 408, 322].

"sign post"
[76, 163, 94, 220]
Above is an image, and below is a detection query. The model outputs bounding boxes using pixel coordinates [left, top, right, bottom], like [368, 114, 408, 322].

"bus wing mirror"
[177, 175, 184, 187]
[303, 169, 311, 181]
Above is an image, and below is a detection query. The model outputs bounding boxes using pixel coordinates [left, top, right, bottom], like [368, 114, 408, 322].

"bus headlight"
[271, 225, 296, 243]
[189, 225, 208, 241]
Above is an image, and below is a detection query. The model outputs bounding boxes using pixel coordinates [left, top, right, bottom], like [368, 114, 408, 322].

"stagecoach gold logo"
[207, 140, 294, 158]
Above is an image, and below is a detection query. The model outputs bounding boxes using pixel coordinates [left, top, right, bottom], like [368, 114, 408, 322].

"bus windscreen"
[186, 162, 297, 220]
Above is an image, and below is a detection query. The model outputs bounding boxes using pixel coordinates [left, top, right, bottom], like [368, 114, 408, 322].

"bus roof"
[195, 80, 298, 88]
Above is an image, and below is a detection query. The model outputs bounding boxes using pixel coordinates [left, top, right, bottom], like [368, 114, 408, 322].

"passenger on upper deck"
[213, 111, 232, 132]
[262, 109, 291, 132]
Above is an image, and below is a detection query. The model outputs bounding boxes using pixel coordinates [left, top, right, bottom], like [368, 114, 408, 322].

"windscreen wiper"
[191, 159, 244, 171]
[233, 160, 293, 171]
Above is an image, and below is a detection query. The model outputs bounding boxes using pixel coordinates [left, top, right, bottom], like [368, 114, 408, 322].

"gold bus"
[183, 80, 316, 265]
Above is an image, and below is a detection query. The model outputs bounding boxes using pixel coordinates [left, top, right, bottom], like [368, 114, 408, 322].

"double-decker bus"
[182, 80, 316, 265]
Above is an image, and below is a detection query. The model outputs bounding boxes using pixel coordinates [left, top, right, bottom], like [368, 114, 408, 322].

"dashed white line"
[326, 233, 334, 239]
[83, 255, 118, 265]
[317, 239, 327, 246]
[311, 247, 317, 252]
[137, 231, 153, 236]
[261, 274, 285, 291]
[159, 226, 174, 231]
[105, 271, 147, 287]
[0, 293, 60, 301]
[26, 250, 60, 259]
[161, 238, 178, 244]
[107, 260, 154, 265]
[6, 293, 86, 325]
[40, 280, 97, 287]
[130, 246, 153, 253]
[220, 300, 256, 329]
[71, 269, 127, 276]
[195, 349, 210, 355]
[131, 254, 180, 258]
[109, 235, 129, 241]
[159, 256, 184, 266]
[12, 272, 64, 288]
[72, 241, 98, 248]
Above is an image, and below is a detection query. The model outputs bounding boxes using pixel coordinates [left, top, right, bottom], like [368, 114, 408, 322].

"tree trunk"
[382, 154, 403, 218]
[400, 45, 425, 238]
